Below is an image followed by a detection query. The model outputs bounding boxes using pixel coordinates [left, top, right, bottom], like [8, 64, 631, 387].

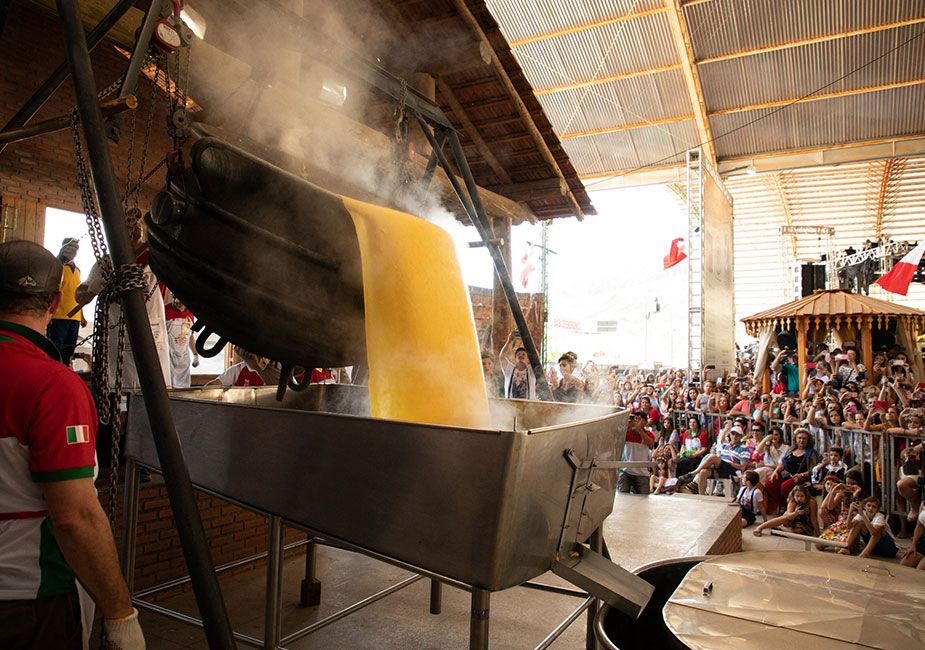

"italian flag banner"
[876, 242, 925, 296]
[66, 425, 90, 444]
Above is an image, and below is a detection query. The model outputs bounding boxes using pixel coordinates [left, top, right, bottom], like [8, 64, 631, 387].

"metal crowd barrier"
[666, 409, 914, 518]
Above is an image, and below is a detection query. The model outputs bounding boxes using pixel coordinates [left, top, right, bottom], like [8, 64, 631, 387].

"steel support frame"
[121, 464, 603, 649]
[56, 1, 236, 647]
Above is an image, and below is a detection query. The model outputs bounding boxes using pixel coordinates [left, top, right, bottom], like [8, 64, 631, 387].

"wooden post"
[796, 318, 808, 393]
[490, 216, 513, 356]
[861, 316, 874, 381]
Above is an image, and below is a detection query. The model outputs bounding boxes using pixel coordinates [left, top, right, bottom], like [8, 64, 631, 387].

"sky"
[442, 184, 691, 368]
[45, 184, 691, 373]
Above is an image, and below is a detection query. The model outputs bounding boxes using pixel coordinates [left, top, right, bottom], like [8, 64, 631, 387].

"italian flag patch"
[66, 425, 90, 445]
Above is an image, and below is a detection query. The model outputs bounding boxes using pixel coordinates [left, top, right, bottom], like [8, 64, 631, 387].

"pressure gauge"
[154, 18, 182, 52]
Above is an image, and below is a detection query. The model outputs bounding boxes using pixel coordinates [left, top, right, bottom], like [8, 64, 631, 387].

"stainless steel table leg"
[429, 579, 442, 615]
[300, 536, 321, 607]
[470, 588, 490, 650]
[585, 529, 602, 650]
[264, 516, 283, 649]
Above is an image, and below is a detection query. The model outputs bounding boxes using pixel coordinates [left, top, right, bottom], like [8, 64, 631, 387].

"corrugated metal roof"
[484, 0, 925, 179]
[699, 23, 925, 112]
[563, 120, 696, 175]
[727, 156, 925, 324]
[684, 0, 925, 62]
[487, 0, 664, 45]
[711, 83, 925, 158]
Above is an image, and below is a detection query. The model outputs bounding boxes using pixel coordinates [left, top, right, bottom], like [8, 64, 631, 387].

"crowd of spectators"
[500, 341, 925, 564]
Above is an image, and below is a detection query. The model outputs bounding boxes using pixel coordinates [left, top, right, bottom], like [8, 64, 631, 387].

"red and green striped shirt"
[0, 321, 98, 599]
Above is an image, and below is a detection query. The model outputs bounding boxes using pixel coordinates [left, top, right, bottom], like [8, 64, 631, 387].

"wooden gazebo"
[743, 290, 925, 391]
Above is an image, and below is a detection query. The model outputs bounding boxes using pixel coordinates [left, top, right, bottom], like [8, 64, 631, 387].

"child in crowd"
[753, 484, 818, 537]
[732, 470, 766, 528]
[841, 496, 898, 559]
[816, 473, 858, 550]
[809, 446, 847, 494]
[650, 457, 674, 494]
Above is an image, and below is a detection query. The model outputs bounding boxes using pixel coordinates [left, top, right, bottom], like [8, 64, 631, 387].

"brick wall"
[0, 3, 175, 214]
[469, 286, 545, 354]
[103, 479, 305, 598]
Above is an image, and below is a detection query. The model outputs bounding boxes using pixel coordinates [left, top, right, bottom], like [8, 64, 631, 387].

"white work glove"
[103, 608, 145, 650]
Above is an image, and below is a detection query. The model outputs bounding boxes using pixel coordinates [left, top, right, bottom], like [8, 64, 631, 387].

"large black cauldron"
[147, 136, 366, 369]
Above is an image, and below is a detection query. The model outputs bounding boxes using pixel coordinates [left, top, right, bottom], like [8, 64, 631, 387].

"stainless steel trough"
[125, 385, 637, 594]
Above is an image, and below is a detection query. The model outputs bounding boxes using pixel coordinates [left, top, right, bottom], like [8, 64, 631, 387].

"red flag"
[876, 242, 925, 296]
[663, 238, 687, 270]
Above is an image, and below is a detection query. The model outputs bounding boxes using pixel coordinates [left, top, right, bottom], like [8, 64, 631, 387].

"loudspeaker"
[801, 263, 827, 296]
[776, 331, 797, 350]
[872, 329, 896, 351]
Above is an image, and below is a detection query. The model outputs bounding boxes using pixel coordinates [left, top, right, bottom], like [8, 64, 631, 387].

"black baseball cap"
[0, 241, 63, 295]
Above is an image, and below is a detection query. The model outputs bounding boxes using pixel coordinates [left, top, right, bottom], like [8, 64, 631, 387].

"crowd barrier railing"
[668, 409, 901, 517]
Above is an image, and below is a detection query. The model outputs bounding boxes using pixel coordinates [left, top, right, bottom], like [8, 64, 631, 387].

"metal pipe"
[534, 597, 594, 650]
[421, 130, 448, 188]
[280, 574, 424, 645]
[0, 0, 137, 156]
[521, 581, 587, 598]
[264, 516, 283, 650]
[119, 458, 141, 594]
[445, 129, 553, 400]
[469, 588, 490, 650]
[586, 529, 602, 650]
[300, 536, 321, 607]
[133, 538, 311, 599]
[133, 600, 263, 649]
[56, 2, 236, 647]
[429, 579, 442, 615]
[107, 0, 164, 142]
[0, 95, 137, 145]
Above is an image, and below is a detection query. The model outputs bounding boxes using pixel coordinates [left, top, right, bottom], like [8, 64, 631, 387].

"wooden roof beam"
[509, 7, 666, 48]
[699, 16, 925, 65]
[710, 77, 925, 116]
[436, 77, 512, 185]
[534, 63, 681, 96]
[663, 0, 716, 166]
[561, 114, 694, 140]
[873, 157, 907, 240]
[486, 178, 568, 202]
[449, 0, 586, 219]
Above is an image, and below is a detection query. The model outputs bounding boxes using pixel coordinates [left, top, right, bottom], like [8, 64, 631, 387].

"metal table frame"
[121, 459, 606, 649]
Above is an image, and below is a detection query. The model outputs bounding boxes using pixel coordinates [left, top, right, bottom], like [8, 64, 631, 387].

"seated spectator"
[753, 426, 789, 514]
[676, 416, 709, 477]
[732, 470, 766, 528]
[900, 502, 925, 570]
[766, 428, 819, 509]
[650, 456, 673, 494]
[617, 411, 655, 494]
[896, 436, 924, 527]
[840, 496, 897, 559]
[816, 473, 857, 551]
[677, 424, 751, 495]
[753, 484, 818, 537]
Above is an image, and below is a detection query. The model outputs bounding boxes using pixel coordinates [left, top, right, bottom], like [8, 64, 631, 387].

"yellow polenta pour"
[342, 196, 491, 429]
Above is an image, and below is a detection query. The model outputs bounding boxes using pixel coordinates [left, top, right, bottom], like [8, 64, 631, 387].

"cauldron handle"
[195, 324, 228, 358]
[287, 366, 311, 392]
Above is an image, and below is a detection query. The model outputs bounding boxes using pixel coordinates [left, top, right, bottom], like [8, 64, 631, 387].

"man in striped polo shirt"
[0, 241, 143, 649]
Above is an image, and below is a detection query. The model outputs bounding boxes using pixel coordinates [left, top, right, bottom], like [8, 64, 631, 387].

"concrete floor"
[113, 493, 742, 649]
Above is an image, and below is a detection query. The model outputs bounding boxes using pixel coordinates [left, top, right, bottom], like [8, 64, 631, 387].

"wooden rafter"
[663, 0, 716, 166]
[709, 77, 925, 116]
[534, 63, 681, 96]
[699, 16, 925, 65]
[768, 172, 798, 257]
[448, 0, 585, 219]
[436, 78, 512, 186]
[561, 113, 693, 140]
[873, 157, 907, 240]
[509, 6, 665, 48]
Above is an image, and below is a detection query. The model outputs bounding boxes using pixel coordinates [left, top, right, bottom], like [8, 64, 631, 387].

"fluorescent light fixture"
[180, 5, 207, 40]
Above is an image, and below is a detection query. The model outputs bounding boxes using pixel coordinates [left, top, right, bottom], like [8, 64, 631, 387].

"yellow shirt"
[52, 264, 82, 321]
